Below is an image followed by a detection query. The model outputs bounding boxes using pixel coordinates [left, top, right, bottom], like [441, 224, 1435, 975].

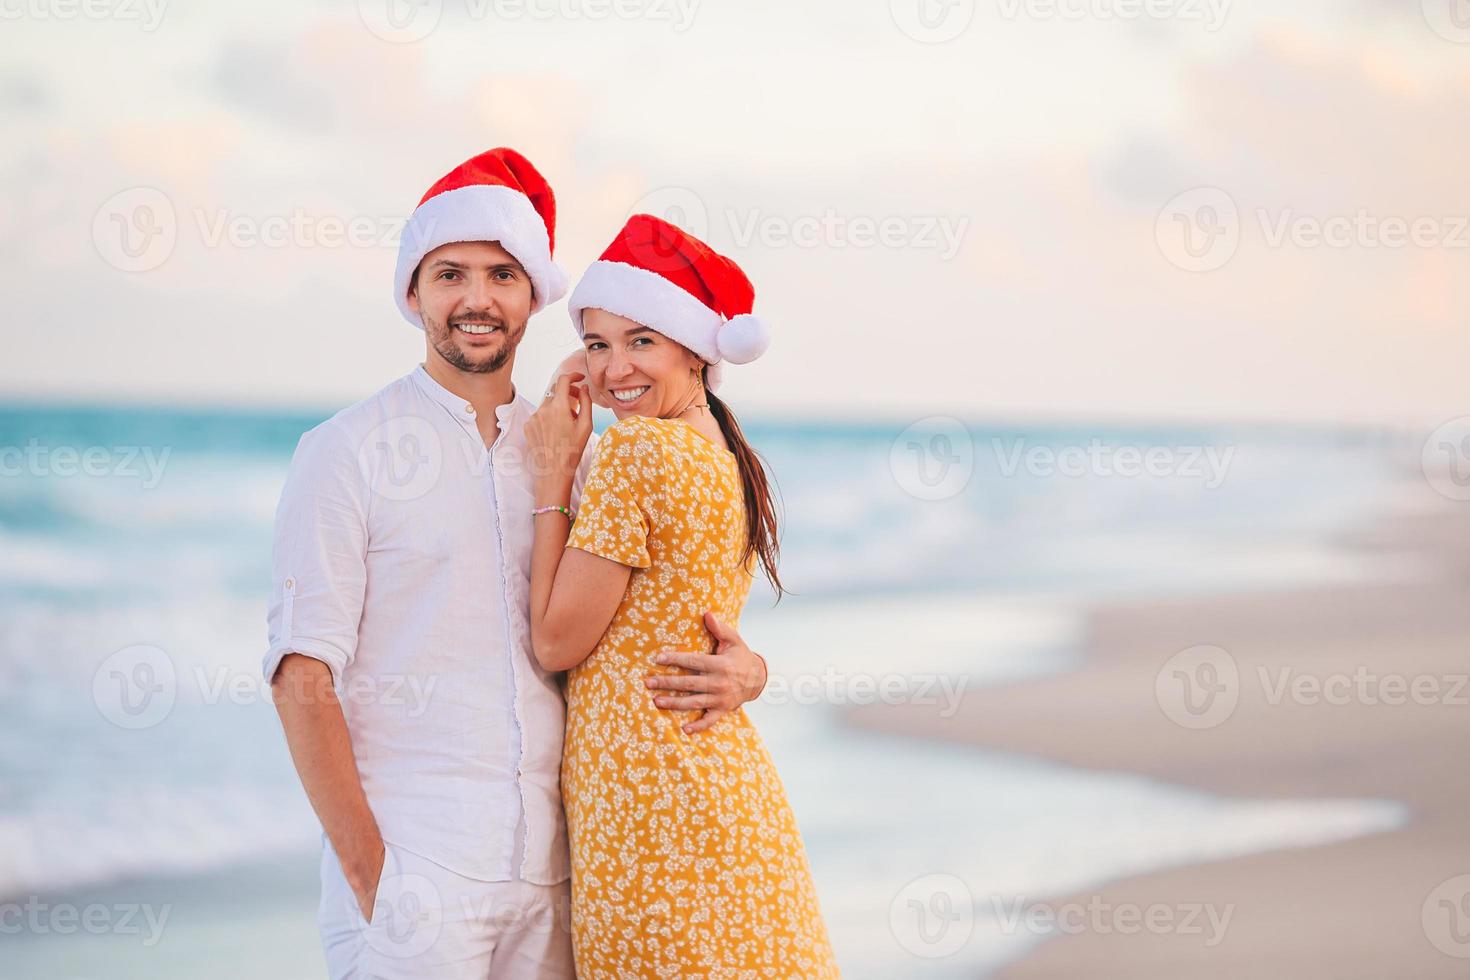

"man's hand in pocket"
[347, 839, 387, 922]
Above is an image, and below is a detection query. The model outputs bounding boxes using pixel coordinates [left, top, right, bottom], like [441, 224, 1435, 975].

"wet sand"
[848, 494, 1470, 977]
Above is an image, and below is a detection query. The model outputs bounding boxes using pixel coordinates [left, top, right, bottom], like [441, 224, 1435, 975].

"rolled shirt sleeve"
[263, 419, 369, 685]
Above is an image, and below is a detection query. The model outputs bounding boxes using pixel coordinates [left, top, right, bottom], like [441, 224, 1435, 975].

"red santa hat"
[567, 214, 771, 393]
[394, 147, 568, 328]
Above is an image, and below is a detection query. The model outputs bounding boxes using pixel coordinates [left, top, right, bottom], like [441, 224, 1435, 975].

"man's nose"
[463, 274, 498, 313]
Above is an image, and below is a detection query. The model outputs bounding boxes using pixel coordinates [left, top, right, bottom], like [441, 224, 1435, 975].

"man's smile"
[454, 321, 503, 337]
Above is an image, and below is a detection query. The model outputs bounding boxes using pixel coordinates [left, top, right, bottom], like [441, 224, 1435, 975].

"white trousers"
[317, 837, 575, 980]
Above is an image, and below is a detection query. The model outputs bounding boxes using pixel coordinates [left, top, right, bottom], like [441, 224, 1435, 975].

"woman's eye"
[632, 337, 653, 347]
[587, 342, 606, 352]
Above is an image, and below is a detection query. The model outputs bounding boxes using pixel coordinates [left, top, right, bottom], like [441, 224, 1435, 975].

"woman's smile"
[608, 384, 651, 408]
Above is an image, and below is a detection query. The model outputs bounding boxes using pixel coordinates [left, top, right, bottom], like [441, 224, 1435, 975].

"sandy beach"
[848, 485, 1470, 978]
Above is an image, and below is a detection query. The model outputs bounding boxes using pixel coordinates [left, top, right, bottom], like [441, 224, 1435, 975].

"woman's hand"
[551, 349, 611, 408]
[525, 370, 593, 499]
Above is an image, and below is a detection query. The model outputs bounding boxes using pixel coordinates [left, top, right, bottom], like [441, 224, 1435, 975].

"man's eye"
[439, 271, 460, 281]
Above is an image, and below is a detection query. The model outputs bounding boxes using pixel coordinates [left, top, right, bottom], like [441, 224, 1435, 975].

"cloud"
[211, 40, 333, 131]
[0, 72, 50, 112]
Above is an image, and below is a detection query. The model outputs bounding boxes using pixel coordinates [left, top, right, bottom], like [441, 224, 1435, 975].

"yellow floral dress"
[563, 415, 840, 979]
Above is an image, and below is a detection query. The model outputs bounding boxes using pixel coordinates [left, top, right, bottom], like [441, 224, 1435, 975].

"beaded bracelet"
[533, 504, 573, 520]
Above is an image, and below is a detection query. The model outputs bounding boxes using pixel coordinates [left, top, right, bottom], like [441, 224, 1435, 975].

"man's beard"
[427, 313, 526, 374]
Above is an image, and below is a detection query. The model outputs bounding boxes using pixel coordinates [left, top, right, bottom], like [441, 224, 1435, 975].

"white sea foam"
[0, 784, 317, 900]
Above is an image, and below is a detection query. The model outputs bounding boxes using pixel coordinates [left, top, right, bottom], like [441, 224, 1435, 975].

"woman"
[524, 214, 840, 978]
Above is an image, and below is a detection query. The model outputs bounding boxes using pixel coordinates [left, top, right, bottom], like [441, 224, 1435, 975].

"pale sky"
[3, 0, 1467, 427]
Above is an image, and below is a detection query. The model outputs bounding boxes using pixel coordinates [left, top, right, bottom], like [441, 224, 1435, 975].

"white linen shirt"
[264, 364, 596, 886]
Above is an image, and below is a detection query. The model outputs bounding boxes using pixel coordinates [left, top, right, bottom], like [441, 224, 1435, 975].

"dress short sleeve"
[566, 418, 664, 569]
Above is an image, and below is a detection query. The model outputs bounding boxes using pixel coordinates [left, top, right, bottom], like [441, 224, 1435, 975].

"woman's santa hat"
[567, 214, 772, 392]
[394, 147, 568, 328]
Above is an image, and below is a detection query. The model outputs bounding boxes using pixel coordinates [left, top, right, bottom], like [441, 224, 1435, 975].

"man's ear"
[406, 269, 421, 315]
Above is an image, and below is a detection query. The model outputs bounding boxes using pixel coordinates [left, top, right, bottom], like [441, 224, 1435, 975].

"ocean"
[0, 398, 1413, 977]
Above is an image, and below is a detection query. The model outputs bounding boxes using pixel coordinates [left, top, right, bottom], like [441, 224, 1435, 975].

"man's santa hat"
[394, 147, 568, 328]
[567, 214, 771, 392]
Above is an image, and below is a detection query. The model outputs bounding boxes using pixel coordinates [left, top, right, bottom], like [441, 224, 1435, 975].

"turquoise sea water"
[0, 399, 1413, 977]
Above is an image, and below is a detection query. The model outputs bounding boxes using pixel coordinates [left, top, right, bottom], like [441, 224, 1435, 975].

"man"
[265, 147, 769, 979]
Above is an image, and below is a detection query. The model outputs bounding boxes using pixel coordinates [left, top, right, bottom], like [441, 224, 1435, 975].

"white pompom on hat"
[566, 214, 771, 392]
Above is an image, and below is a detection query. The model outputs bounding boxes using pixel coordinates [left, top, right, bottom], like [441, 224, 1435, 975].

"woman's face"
[581, 308, 704, 419]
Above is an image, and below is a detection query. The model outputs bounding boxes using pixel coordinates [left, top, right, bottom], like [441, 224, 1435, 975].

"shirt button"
[284, 577, 294, 590]
[464, 404, 475, 414]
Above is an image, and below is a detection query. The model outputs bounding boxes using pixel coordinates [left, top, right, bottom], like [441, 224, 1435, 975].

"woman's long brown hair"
[702, 366, 786, 600]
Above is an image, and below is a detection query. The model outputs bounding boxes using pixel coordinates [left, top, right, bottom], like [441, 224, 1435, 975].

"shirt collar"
[411, 363, 523, 426]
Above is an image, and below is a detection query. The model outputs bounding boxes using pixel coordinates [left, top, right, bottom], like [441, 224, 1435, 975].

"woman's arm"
[529, 510, 631, 672]
[524, 372, 632, 672]
[525, 390, 766, 729]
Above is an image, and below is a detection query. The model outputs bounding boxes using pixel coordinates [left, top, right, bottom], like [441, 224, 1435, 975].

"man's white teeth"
[612, 386, 649, 403]
[456, 323, 497, 335]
